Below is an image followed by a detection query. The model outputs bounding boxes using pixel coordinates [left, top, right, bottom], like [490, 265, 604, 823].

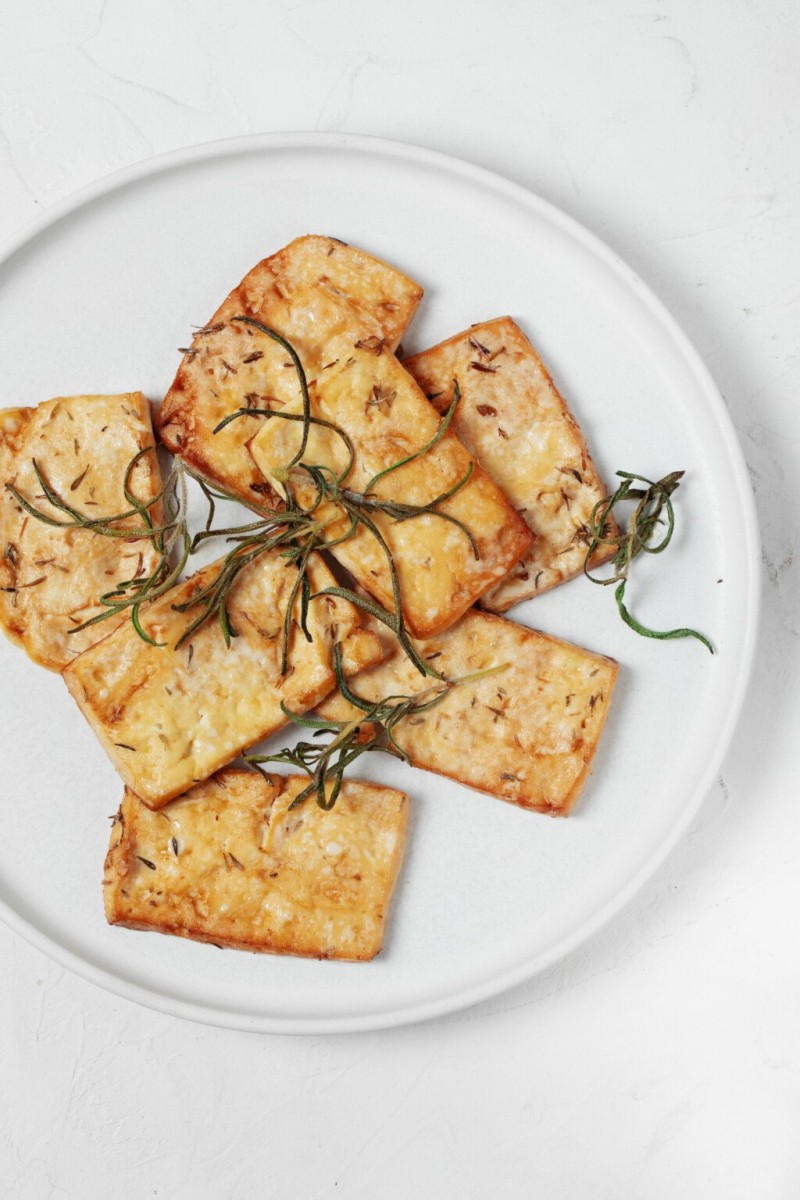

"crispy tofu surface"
[104, 769, 409, 961]
[248, 341, 533, 638]
[316, 609, 618, 815]
[63, 551, 381, 808]
[404, 318, 617, 612]
[0, 393, 163, 671]
[156, 236, 423, 510]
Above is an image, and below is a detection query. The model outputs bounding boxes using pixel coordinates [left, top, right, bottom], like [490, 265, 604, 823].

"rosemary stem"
[584, 469, 714, 654]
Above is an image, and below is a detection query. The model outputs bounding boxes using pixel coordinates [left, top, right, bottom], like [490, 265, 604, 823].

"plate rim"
[0, 130, 761, 1034]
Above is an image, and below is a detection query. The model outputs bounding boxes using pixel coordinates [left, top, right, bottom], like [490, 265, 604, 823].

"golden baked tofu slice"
[104, 769, 409, 961]
[248, 341, 533, 639]
[0, 393, 163, 671]
[316, 609, 618, 815]
[63, 551, 381, 809]
[404, 318, 617, 612]
[156, 235, 423, 510]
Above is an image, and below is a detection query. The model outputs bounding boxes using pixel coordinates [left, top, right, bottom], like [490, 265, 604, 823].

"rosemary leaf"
[212, 406, 356, 485]
[231, 316, 313, 467]
[315, 584, 440, 680]
[615, 581, 715, 653]
[362, 380, 461, 494]
[246, 645, 508, 811]
[8, 448, 192, 644]
[584, 470, 714, 653]
[209, 328, 477, 679]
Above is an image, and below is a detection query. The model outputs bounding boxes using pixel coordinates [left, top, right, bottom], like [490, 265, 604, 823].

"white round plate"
[0, 133, 759, 1033]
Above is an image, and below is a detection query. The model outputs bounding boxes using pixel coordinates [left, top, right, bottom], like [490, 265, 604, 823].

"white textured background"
[1, 1, 798, 1197]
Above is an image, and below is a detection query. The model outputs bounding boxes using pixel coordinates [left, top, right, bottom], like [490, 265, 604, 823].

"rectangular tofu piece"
[156, 236, 423, 510]
[63, 550, 381, 808]
[248, 341, 534, 638]
[104, 768, 409, 961]
[0, 393, 164, 671]
[404, 318, 617, 612]
[316, 609, 618, 815]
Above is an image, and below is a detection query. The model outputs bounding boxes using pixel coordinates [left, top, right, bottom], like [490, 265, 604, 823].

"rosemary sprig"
[361, 379, 462, 493]
[214, 406, 357, 490]
[584, 470, 714, 653]
[11, 444, 322, 653]
[174, 465, 327, 661]
[245, 644, 508, 810]
[6, 449, 179, 538]
[230, 317, 313, 467]
[5, 449, 191, 646]
[212, 320, 479, 678]
[9, 319, 476, 669]
[172, 513, 323, 652]
[208, 427, 448, 678]
[262, 384, 477, 554]
[336, 461, 478, 558]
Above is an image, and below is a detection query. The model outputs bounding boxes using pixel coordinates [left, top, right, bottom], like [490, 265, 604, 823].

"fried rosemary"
[172, 468, 324, 655]
[212, 317, 479, 678]
[7, 322, 477, 673]
[245, 644, 508, 810]
[5, 448, 191, 646]
[583, 470, 714, 653]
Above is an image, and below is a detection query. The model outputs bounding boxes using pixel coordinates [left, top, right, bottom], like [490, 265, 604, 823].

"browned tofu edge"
[0, 394, 164, 671]
[316, 611, 619, 816]
[403, 317, 619, 612]
[103, 769, 410, 961]
[155, 236, 423, 512]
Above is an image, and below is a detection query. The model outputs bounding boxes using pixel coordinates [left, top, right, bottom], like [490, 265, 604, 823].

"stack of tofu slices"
[0, 236, 618, 962]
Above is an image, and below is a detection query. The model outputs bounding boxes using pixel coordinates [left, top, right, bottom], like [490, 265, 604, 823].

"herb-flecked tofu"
[63, 551, 382, 808]
[315, 608, 618, 815]
[156, 236, 423, 511]
[404, 318, 618, 611]
[104, 769, 409, 961]
[0, 393, 163, 671]
[248, 339, 534, 638]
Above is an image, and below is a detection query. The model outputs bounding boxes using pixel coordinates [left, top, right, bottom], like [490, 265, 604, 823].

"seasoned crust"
[104, 769, 409, 961]
[155, 236, 423, 513]
[248, 341, 534, 638]
[63, 550, 382, 808]
[316, 608, 618, 815]
[0, 394, 163, 671]
[404, 318, 618, 612]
